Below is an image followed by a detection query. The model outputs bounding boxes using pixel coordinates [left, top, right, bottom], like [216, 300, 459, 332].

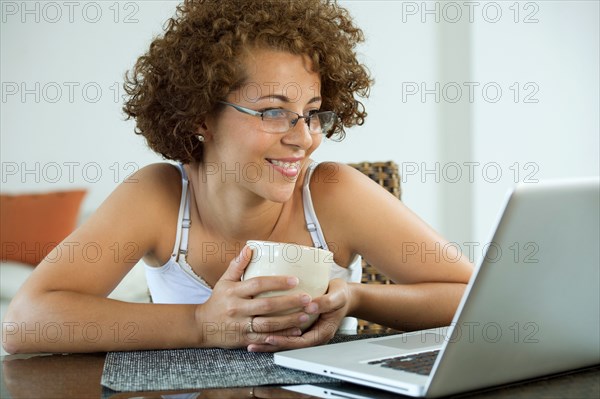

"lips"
[266, 158, 302, 178]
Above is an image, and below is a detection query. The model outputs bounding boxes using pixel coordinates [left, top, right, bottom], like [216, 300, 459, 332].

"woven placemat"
[101, 334, 391, 392]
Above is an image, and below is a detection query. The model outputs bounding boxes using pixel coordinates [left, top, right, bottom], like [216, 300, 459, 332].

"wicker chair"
[347, 161, 401, 334]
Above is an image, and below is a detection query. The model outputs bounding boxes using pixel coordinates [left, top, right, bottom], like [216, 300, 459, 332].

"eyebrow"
[256, 94, 322, 105]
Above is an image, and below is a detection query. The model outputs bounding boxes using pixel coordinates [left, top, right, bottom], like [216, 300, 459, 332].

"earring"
[197, 135, 205, 143]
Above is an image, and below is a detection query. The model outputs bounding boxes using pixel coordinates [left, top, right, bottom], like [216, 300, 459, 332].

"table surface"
[1, 352, 599, 399]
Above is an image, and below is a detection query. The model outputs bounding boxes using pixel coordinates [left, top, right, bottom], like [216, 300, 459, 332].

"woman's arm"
[315, 162, 473, 329]
[348, 282, 467, 331]
[319, 163, 472, 281]
[2, 164, 307, 353]
[2, 164, 200, 353]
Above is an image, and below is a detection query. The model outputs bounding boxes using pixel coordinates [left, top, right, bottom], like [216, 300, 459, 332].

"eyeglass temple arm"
[218, 101, 263, 117]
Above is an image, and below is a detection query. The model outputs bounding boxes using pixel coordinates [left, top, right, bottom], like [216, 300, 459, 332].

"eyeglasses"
[218, 101, 337, 135]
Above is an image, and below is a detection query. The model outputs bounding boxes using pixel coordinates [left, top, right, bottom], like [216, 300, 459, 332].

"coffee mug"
[241, 240, 333, 331]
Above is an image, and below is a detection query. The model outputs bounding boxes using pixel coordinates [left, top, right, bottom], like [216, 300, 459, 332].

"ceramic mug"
[241, 240, 333, 331]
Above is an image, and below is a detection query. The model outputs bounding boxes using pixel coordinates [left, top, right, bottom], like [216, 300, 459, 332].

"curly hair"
[123, 0, 372, 163]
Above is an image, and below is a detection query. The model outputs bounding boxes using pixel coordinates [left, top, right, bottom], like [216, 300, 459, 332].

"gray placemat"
[101, 334, 391, 392]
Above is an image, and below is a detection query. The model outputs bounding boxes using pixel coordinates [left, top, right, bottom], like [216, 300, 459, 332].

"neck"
[186, 163, 288, 243]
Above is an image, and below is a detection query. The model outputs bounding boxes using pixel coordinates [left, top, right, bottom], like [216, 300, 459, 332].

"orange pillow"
[0, 190, 87, 266]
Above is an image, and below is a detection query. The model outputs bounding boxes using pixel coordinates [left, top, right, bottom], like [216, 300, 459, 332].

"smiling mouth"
[266, 159, 302, 178]
[267, 159, 301, 169]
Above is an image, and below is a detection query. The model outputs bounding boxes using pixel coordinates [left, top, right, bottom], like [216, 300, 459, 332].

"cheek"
[308, 134, 324, 152]
[212, 123, 251, 149]
[217, 130, 275, 162]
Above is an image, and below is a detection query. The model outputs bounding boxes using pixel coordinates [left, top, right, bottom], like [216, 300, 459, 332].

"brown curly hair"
[123, 0, 372, 163]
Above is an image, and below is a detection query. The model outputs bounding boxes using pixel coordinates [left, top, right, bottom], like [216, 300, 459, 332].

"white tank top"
[144, 162, 362, 333]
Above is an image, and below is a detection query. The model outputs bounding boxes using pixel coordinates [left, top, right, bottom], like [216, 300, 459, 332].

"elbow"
[2, 328, 21, 355]
[2, 297, 40, 354]
[2, 315, 24, 354]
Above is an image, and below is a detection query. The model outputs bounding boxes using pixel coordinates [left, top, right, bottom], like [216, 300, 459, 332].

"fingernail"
[235, 246, 246, 263]
[287, 277, 299, 286]
[300, 294, 311, 304]
[292, 328, 302, 336]
[265, 336, 275, 345]
[306, 303, 318, 313]
[299, 314, 310, 322]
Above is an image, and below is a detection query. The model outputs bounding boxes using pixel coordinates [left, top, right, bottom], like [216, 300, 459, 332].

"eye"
[262, 108, 288, 119]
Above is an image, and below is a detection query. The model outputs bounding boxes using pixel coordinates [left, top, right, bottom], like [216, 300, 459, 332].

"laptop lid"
[275, 177, 600, 398]
[425, 177, 600, 396]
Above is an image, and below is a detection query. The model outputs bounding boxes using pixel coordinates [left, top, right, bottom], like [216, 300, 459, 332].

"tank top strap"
[302, 161, 329, 250]
[170, 163, 191, 261]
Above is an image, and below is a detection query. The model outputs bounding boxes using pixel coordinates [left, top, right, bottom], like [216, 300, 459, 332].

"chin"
[266, 190, 295, 204]
[262, 183, 297, 203]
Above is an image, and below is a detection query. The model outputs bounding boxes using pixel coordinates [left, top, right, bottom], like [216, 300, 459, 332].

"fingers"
[257, 292, 310, 314]
[303, 279, 348, 315]
[237, 275, 300, 298]
[246, 326, 303, 352]
[220, 245, 253, 282]
[243, 293, 313, 328]
[247, 318, 338, 352]
[248, 281, 352, 352]
[250, 310, 311, 333]
[247, 343, 280, 353]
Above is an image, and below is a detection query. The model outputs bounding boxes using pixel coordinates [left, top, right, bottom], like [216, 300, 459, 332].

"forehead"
[235, 48, 321, 103]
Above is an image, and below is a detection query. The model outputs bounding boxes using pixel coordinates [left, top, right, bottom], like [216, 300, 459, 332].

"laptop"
[275, 177, 600, 397]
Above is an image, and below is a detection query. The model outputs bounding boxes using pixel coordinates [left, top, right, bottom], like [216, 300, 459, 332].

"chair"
[347, 161, 401, 334]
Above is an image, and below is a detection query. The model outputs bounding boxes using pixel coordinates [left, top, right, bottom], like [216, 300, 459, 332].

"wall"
[470, 0, 600, 250]
[2, 1, 598, 263]
[1, 0, 174, 212]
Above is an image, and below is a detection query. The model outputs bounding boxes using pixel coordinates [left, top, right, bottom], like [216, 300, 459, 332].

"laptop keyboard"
[367, 350, 440, 376]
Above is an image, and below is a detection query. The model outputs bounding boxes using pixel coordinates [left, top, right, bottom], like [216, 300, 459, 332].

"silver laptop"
[275, 177, 600, 397]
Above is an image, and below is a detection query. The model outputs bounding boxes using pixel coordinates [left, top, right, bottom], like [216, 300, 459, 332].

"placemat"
[101, 334, 391, 392]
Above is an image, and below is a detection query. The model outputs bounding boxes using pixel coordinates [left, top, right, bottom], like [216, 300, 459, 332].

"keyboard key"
[368, 350, 440, 376]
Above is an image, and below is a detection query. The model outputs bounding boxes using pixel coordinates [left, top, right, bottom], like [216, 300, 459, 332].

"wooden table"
[2, 352, 599, 398]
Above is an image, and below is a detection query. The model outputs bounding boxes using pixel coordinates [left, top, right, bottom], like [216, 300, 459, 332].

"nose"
[290, 115, 312, 130]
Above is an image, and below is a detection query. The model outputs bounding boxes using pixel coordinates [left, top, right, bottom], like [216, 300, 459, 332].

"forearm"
[349, 282, 467, 331]
[2, 290, 200, 354]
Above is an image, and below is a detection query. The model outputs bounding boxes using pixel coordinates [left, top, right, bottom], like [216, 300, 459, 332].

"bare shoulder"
[309, 161, 473, 284]
[93, 162, 181, 217]
[306, 162, 399, 265]
[309, 162, 398, 212]
[80, 162, 182, 260]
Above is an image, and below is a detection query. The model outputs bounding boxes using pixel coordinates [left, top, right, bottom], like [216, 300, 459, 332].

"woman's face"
[202, 48, 324, 203]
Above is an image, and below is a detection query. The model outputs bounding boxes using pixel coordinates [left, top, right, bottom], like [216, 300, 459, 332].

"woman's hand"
[247, 278, 354, 352]
[195, 245, 315, 349]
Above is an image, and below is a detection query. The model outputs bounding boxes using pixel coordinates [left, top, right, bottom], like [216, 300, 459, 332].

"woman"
[3, 0, 472, 354]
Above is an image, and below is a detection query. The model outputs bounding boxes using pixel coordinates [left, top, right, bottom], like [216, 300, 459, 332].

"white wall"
[2, 1, 598, 260]
[471, 0, 600, 250]
[1, 0, 175, 213]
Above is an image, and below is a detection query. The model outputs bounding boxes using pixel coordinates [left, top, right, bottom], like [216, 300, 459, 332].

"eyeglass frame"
[218, 100, 337, 135]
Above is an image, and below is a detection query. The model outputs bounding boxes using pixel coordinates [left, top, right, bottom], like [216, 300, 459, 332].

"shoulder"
[308, 161, 394, 207]
[128, 162, 182, 187]
[307, 161, 407, 253]
[110, 162, 182, 211]
[83, 162, 183, 257]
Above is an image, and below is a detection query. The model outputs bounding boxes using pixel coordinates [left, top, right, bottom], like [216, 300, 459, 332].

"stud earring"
[197, 135, 205, 143]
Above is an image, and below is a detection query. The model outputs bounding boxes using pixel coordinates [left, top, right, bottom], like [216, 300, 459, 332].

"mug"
[242, 240, 333, 331]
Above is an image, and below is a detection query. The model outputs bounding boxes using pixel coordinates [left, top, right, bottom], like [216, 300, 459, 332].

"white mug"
[242, 240, 333, 331]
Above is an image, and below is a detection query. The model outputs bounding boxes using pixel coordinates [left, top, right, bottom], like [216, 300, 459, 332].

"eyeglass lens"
[261, 110, 335, 134]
